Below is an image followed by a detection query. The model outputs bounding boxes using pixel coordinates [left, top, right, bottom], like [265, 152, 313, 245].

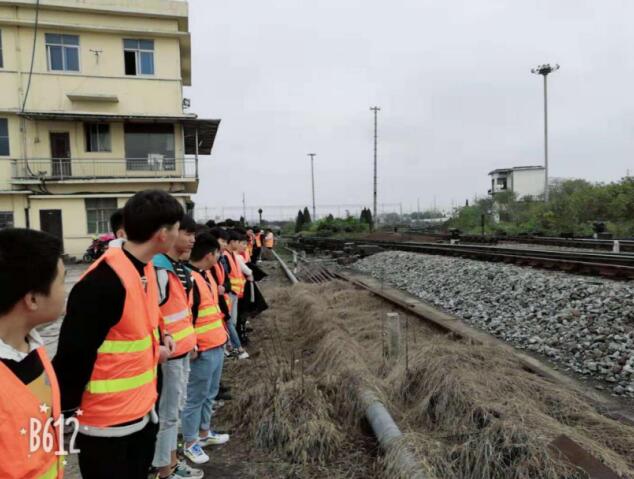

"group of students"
[0, 189, 274, 479]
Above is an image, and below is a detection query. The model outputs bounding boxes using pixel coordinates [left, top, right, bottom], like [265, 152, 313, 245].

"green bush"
[446, 177, 634, 237]
[309, 216, 370, 236]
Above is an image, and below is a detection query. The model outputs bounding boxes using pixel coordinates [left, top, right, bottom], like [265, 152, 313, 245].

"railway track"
[273, 249, 634, 478]
[290, 236, 634, 279]
[403, 230, 634, 252]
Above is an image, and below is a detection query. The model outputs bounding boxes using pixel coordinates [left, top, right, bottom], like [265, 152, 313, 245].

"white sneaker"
[173, 460, 204, 478]
[198, 431, 230, 447]
[183, 443, 209, 464]
[238, 351, 250, 360]
[212, 399, 225, 409]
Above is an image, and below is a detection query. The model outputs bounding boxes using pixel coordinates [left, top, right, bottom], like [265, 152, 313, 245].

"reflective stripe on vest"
[97, 334, 153, 354]
[78, 247, 160, 428]
[0, 347, 64, 479]
[86, 368, 156, 394]
[160, 268, 196, 357]
[190, 270, 228, 351]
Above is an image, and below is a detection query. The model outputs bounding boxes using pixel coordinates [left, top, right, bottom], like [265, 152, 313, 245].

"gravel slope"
[355, 251, 634, 398]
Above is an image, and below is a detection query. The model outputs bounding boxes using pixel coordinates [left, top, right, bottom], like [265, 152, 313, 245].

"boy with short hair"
[152, 215, 200, 479]
[54, 189, 183, 478]
[0, 229, 66, 479]
[182, 232, 230, 464]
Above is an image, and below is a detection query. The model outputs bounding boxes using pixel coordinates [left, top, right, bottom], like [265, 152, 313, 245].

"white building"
[488, 166, 545, 200]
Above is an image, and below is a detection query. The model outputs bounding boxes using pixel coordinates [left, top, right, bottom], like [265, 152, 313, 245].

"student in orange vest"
[208, 228, 247, 359]
[152, 215, 199, 478]
[0, 229, 66, 479]
[181, 232, 230, 464]
[263, 229, 275, 249]
[224, 230, 250, 359]
[53, 190, 182, 478]
[252, 226, 263, 263]
[231, 231, 254, 344]
[246, 227, 255, 257]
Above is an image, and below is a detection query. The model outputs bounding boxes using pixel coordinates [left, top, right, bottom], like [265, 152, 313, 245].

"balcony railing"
[11, 157, 197, 181]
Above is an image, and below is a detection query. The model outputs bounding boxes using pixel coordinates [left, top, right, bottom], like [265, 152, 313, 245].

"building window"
[86, 198, 118, 234]
[0, 30, 4, 68]
[0, 212, 13, 229]
[124, 123, 175, 170]
[124, 39, 154, 76]
[46, 33, 80, 72]
[85, 123, 111, 152]
[0, 118, 9, 156]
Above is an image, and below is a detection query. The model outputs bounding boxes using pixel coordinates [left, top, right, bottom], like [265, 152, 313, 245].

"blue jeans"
[152, 356, 188, 468]
[227, 292, 241, 349]
[181, 346, 225, 443]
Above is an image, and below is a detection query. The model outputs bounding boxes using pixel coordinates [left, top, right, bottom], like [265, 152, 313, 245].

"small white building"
[488, 166, 545, 200]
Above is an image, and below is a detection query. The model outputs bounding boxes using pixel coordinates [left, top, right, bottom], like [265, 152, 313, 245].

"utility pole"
[370, 106, 380, 230]
[531, 63, 559, 202]
[308, 153, 316, 221]
[242, 192, 247, 225]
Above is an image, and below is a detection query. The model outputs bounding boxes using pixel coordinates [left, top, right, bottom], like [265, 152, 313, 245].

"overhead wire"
[21, 0, 40, 113]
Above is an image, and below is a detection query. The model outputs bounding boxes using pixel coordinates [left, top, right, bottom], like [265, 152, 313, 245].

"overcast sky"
[187, 0, 634, 219]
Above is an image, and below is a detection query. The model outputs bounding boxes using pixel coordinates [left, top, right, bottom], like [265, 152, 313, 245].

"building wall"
[0, 0, 198, 256]
[0, 193, 27, 226]
[0, 26, 185, 115]
[511, 169, 545, 199]
[29, 193, 189, 257]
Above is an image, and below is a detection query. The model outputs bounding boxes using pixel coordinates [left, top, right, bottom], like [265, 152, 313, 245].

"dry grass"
[228, 280, 634, 479]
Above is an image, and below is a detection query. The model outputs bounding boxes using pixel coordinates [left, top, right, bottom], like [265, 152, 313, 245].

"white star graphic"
[39, 403, 50, 414]
[62, 459, 68, 466]
[19, 428, 26, 436]
[76, 409, 84, 417]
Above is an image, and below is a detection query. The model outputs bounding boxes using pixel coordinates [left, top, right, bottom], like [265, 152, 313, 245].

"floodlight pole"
[370, 106, 381, 229]
[531, 63, 559, 202]
[308, 153, 316, 220]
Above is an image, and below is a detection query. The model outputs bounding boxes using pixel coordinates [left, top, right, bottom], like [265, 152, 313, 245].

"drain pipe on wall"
[273, 248, 429, 479]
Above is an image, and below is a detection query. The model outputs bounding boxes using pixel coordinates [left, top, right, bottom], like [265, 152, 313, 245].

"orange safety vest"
[224, 251, 246, 299]
[209, 266, 232, 315]
[264, 233, 274, 248]
[241, 250, 251, 263]
[160, 270, 196, 358]
[79, 247, 160, 428]
[190, 271, 228, 351]
[255, 232, 262, 248]
[0, 347, 64, 479]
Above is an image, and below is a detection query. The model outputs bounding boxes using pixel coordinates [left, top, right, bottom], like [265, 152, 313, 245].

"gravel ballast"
[355, 251, 634, 398]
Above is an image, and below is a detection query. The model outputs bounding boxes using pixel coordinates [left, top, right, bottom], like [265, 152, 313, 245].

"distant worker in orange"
[263, 229, 275, 250]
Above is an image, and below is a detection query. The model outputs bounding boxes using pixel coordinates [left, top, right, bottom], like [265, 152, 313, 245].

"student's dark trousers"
[76, 420, 159, 479]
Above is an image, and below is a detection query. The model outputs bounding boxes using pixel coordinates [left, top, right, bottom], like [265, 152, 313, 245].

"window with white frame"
[0, 212, 13, 229]
[124, 39, 154, 76]
[46, 33, 80, 72]
[0, 118, 9, 156]
[85, 123, 111, 152]
[86, 198, 118, 234]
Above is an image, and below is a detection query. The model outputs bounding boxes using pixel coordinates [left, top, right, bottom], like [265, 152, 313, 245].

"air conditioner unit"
[148, 153, 164, 170]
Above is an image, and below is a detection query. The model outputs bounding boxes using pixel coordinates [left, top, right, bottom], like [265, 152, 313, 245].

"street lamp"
[531, 63, 559, 202]
[308, 153, 316, 220]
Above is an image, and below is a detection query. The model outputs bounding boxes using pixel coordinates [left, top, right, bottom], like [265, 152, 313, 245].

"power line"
[21, 0, 41, 112]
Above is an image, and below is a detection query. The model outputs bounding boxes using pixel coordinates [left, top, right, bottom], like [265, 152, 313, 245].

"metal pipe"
[272, 249, 299, 285]
[359, 389, 428, 479]
[274, 246, 428, 477]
